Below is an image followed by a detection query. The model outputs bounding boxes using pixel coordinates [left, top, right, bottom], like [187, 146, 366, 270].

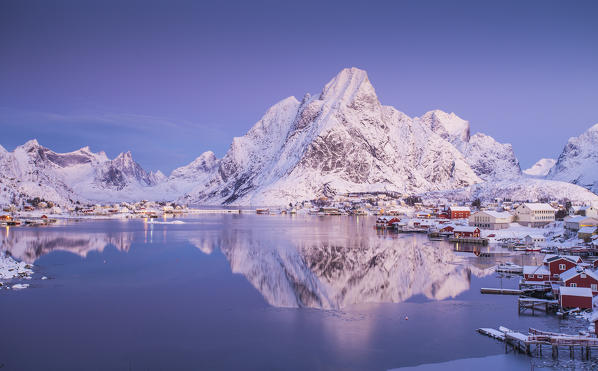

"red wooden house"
[560, 268, 598, 295]
[543, 255, 581, 280]
[439, 225, 455, 233]
[448, 206, 471, 219]
[559, 286, 593, 309]
[453, 226, 480, 238]
[523, 265, 551, 282]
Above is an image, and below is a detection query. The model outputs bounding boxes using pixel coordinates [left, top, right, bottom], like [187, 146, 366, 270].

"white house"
[524, 234, 546, 246]
[578, 206, 598, 218]
[514, 203, 555, 227]
[468, 211, 513, 230]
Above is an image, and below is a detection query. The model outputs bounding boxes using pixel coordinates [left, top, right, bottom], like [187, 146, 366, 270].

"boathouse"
[559, 286, 593, 309]
[453, 226, 480, 238]
[560, 268, 598, 295]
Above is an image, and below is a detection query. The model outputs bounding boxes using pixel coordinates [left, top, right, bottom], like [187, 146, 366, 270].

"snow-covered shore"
[0, 252, 34, 290]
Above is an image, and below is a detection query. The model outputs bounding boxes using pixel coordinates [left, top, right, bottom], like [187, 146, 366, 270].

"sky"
[1, 0, 597, 173]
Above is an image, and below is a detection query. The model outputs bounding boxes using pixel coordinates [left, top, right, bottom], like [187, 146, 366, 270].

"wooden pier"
[478, 326, 598, 360]
[518, 298, 558, 315]
[480, 288, 523, 295]
[448, 237, 489, 245]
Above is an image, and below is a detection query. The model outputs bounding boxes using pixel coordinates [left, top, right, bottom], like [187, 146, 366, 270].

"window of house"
[581, 273, 587, 279]
[559, 264, 566, 270]
[570, 283, 577, 287]
[592, 284, 597, 291]
[537, 275, 543, 279]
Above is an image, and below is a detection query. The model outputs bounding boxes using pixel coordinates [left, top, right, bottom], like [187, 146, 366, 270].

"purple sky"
[1, 0, 597, 173]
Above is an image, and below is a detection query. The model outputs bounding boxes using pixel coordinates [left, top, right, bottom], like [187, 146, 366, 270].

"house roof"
[453, 226, 479, 233]
[483, 211, 512, 219]
[543, 254, 581, 264]
[578, 226, 597, 234]
[560, 267, 598, 282]
[523, 265, 550, 276]
[522, 203, 555, 211]
[449, 206, 470, 212]
[560, 286, 593, 297]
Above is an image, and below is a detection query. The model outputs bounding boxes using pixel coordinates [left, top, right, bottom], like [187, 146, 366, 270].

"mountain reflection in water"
[0, 217, 496, 309]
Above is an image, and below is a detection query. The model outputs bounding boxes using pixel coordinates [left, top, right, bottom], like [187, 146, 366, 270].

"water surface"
[0, 215, 589, 370]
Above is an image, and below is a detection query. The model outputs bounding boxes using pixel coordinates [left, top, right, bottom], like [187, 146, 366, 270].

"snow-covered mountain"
[547, 123, 598, 194]
[181, 67, 481, 206]
[523, 158, 556, 177]
[0, 140, 164, 206]
[417, 111, 521, 180]
[1, 68, 596, 207]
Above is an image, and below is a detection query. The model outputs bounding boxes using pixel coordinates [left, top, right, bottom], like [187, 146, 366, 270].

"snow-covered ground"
[0, 252, 34, 290]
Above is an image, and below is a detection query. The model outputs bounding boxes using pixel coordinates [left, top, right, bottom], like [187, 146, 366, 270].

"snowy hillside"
[523, 158, 556, 177]
[424, 177, 598, 204]
[182, 67, 481, 206]
[548, 123, 598, 193]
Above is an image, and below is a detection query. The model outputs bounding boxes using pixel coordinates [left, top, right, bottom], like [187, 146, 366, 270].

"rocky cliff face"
[548, 123, 598, 194]
[182, 68, 481, 206]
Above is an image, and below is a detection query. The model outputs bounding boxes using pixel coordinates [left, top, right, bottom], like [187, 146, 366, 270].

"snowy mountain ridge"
[1, 68, 597, 207]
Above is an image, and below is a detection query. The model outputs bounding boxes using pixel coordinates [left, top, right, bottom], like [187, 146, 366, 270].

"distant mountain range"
[1, 68, 597, 207]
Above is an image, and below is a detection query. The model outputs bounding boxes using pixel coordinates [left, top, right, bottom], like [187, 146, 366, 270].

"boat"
[256, 208, 269, 215]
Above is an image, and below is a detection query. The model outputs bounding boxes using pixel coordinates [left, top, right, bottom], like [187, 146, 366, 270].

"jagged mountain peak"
[22, 138, 40, 149]
[319, 67, 377, 108]
[417, 110, 470, 146]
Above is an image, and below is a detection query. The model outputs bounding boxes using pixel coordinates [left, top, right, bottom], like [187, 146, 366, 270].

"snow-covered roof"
[453, 226, 479, 233]
[543, 254, 580, 264]
[522, 203, 555, 211]
[449, 206, 470, 212]
[523, 265, 550, 275]
[560, 267, 598, 282]
[483, 211, 512, 219]
[578, 226, 597, 234]
[560, 286, 592, 297]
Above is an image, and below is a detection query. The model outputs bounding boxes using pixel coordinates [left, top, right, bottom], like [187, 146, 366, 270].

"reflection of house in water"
[0, 229, 134, 264]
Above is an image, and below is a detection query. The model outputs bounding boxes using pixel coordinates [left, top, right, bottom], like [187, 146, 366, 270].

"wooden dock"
[480, 288, 523, 295]
[518, 297, 558, 315]
[478, 326, 598, 360]
[448, 237, 489, 245]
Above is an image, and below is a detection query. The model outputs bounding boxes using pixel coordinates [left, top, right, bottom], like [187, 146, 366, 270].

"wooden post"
[552, 345, 558, 359]
[570, 346, 574, 359]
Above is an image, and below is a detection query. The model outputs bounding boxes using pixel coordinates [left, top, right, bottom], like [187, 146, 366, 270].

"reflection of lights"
[5, 226, 9, 237]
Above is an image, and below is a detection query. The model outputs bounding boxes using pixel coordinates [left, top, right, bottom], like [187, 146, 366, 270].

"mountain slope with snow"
[417, 111, 521, 180]
[0, 140, 168, 206]
[523, 158, 556, 177]
[182, 68, 481, 206]
[547, 124, 598, 193]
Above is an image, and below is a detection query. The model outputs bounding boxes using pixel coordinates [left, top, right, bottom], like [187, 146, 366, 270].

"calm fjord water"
[0, 215, 574, 370]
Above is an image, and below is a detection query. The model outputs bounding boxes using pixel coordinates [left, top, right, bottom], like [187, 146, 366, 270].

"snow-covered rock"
[548, 123, 598, 193]
[462, 133, 521, 180]
[523, 158, 556, 177]
[418, 111, 521, 180]
[182, 67, 481, 206]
